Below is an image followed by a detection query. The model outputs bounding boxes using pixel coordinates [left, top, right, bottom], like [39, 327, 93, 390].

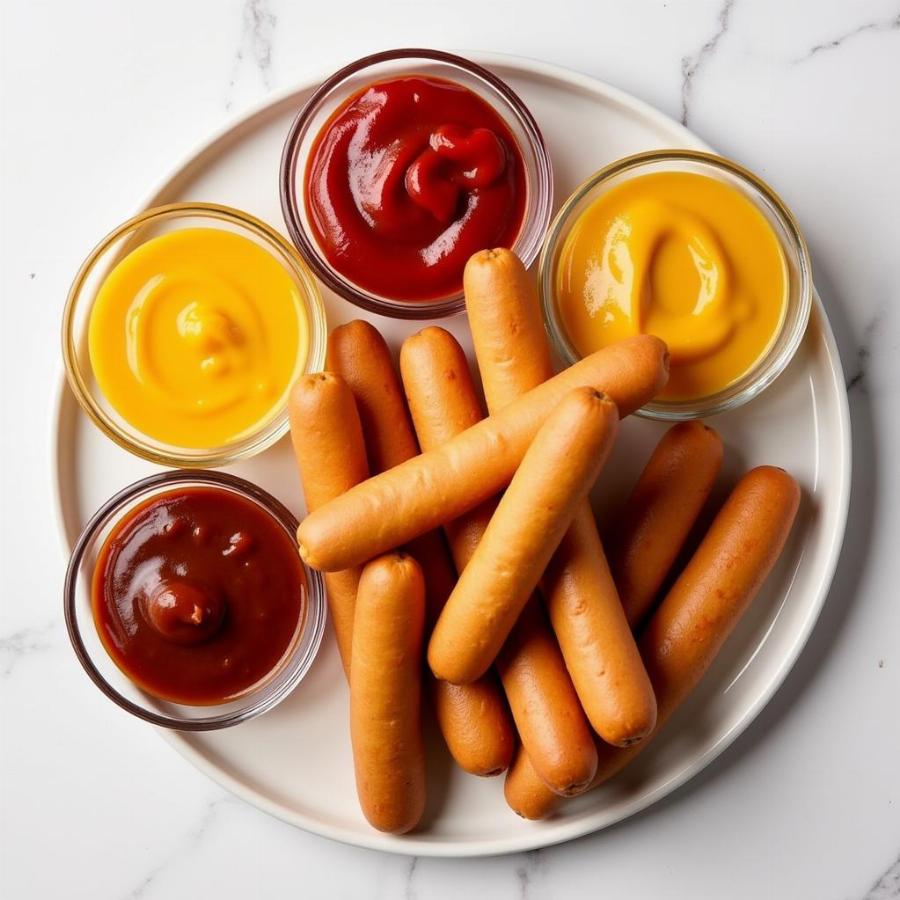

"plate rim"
[51, 52, 852, 858]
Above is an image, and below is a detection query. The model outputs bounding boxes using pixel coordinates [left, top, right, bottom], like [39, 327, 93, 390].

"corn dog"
[428, 388, 619, 684]
[465, 248, 656, 747]
[330, 319, 514, 777]
[610, 421, 723, 628]
[401, 327, 596, 794]
[508, 465, 801, 818]
[350, 553, 426, 833]
[299, 334, 669, 571]
[288, 373, 368, 674]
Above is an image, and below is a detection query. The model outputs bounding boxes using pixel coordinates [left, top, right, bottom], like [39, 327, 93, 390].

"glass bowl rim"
[63, 468, 327, 731]
[279, 46, 554, 320]
[538, 148, 813, 420]
[61, 201, 327, 466]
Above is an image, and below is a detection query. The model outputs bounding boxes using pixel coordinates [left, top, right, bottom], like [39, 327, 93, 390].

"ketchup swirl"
[305, 76, 526, 301]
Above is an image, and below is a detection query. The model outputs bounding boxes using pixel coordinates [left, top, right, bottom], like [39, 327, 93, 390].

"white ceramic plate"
[53, 54, 851, 857]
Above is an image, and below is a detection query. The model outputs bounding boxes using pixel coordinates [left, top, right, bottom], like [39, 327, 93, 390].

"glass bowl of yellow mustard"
[63, 203, 326, 466]
[539, 150, 812, 420]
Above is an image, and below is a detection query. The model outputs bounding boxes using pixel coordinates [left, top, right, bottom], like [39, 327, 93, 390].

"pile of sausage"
[289, 249, 800, 834]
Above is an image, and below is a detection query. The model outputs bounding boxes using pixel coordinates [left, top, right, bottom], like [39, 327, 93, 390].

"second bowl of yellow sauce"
[64, 204, 326, 466]
[540, 151, 812, 419]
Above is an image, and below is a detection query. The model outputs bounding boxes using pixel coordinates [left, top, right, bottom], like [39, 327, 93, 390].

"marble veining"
[679, 0, 736, 125]
[846, 307, 886, 393]
[225, 0, 277, 109]
[515, 849, 543, 899]
[3, 2, 900, 897]
[794, 11, 900, 62]
[0, 621, 56, 677]
[864, 852, 900, 900]
[125, 795, 235, 899]
[404, 856, 419, 900]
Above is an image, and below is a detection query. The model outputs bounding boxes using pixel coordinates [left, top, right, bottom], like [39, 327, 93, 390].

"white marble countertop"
[2, 1, 899, 897]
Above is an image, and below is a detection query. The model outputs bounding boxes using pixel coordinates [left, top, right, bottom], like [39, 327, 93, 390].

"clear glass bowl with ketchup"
[280, 48, 553, 319]
[64, 470, 326, 730]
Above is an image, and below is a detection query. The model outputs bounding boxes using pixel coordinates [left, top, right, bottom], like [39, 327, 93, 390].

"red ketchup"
[305, 76, 527, 301]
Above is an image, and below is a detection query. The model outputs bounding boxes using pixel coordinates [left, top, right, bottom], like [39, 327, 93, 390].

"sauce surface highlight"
[305, 75, 526, 301]
[88, 228, 308, 448]
[92, 487, 306, 705]
[556, 171, 788, 401]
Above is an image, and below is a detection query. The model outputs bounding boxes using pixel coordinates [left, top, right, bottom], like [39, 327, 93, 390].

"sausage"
[497, 599, 598, 794]
[398, 326, 497, 562]
[398, 326, 484, 446]
[465, 248, 657, 747]
[505, 744, 562, 819]
[331, 319, 513, 777]
[350, 553, 426, 834]
[288, 372, 368, 674]
[297, 333, 670, 571]
[429, 677, 514, 777]
[401, 326, 595, 794]
[520, 464, 802, 817]
[463, 246, 558, 411]
[428, 387, 619, 684]
[541, 506, 657, 745]
[326, 319, 456, 625]
[609, 421, 723, 628]
[326, 319, 419, 473]
[591, 465, 801, 785]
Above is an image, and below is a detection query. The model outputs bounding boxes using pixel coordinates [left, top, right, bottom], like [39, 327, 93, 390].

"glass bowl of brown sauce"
[64, 470, 326, 729]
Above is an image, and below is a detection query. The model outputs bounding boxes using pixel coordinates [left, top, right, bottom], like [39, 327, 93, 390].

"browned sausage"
[398, 326, 497, 569]
[297, 333, 669, 571]
[327, 319, 456, 625]
[505, 744, 562, 819]
[592, 465, 801, 784]
[497, 599, 599, 795]
[609, 421, 723, 628]
[350, 553, 426, 833]
[326, 319, 419, 473]
[464, 247, 657, 747]
[331, 319, 514, 777]
[428, 388, 619, 684]
[288, 372, 368, 674]
[541, 505, 657, 745]
[429, 676, 513, 777]
[401, 327, 597, 796]
[510, 465, 802, 817]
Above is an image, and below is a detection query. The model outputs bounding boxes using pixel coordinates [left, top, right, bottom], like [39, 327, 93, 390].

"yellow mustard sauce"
[556, 171, 788, 401]
[88, 228, 308, 448]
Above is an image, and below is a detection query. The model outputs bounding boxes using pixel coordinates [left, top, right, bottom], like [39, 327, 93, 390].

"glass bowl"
[62, 203, 327, 467]
[539, 150, 813, 420]
[64, 470, 326, 730]
[280, 48, 553, 319]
